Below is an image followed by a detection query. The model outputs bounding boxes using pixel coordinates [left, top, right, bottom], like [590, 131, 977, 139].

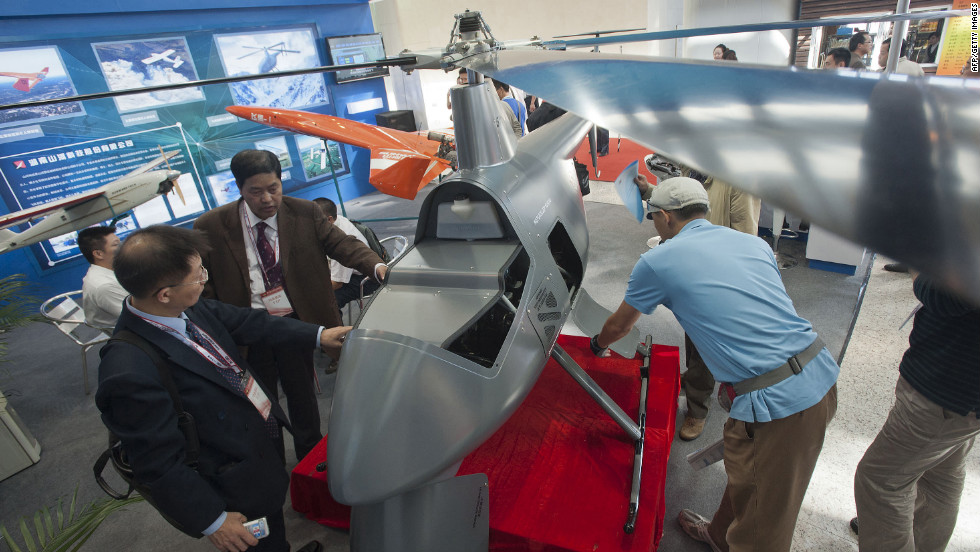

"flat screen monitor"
[326, 33, 389, 83]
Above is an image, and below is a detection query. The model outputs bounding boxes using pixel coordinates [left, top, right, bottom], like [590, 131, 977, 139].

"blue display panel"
[0, 46, 85, 128]
[91, 36, 205, 114]
[326, 33, 389, 83]
[214, 26, 329, 109]
[0, 23, 360, 271]
[0, 126, 203, 267]
[294, 134, 347, 182]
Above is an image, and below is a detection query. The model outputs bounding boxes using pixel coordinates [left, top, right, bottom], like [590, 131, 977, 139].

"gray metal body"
[328, 81, 594, 506]
[349, 473, 489, 552]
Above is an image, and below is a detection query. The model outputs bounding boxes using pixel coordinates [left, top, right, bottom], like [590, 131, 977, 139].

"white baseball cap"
[647, 177, 709, 211]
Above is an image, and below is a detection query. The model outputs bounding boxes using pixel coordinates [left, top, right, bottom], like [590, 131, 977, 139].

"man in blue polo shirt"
[591, 177, 839, 551]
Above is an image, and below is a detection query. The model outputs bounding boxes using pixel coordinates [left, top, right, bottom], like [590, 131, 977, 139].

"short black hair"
[458, 67, 466, 75]
[849, 32, 869, 53]
[722, 49, 737, 61]
[491, 79, 510, 92]
[882, 37, 908, 57]
[828, 48, 851, 66]
[667, 203, 709, 220]
[77, 226, 117, 264]
[313, 197, 337, 218]
[230, 149, 281, 189]
[114, 225, 212, 299]
[714, 44, 728, 53]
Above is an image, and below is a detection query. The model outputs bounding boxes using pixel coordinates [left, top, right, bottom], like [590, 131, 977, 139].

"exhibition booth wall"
[0, 0, 386, 297]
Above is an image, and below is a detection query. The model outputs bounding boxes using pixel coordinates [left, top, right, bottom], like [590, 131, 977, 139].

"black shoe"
[883, 263, 909, 273]
[297, 541, 323, 552]
[849, 516, 859, 535]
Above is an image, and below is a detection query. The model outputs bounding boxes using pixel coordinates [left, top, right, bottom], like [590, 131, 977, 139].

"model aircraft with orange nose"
[225, 105, 452, 200]
[0, 67, 48, 93]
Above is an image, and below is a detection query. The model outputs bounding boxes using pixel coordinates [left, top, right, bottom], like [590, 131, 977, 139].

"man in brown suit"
[194, 149, 386, 461]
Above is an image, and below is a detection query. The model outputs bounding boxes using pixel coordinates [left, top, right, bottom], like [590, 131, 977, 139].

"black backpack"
[351, 220, 391, 264]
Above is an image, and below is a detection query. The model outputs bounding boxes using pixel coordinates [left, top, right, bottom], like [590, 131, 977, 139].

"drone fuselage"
[327, 82, 592, 505]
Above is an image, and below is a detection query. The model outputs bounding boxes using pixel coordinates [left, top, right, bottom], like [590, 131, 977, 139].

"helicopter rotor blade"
[460, 49, 980, 302]
[559, 9, 967, 48]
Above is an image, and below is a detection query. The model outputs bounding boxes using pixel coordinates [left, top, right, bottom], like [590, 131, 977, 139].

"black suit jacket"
[95, 298, 319, 536]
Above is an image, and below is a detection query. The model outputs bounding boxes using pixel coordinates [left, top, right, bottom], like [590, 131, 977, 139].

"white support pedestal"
[0, 393, 41, 482]
[805, 226, 866, 275]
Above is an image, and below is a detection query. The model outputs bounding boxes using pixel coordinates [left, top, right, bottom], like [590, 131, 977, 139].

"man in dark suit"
[97, 225, 347, 551]
[194, 149, 386, 460]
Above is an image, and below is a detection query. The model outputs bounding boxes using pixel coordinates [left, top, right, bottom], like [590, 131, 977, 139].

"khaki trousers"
[707, 385, 837, 552]
[854, 376, 980, 552]
[684, 334, 715, 419]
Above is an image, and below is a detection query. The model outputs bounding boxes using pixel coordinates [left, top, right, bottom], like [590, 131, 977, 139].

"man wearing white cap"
[590, 177, 839, 552]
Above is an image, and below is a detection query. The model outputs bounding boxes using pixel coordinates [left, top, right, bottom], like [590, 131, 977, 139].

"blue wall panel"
[0, 1, 386, 298]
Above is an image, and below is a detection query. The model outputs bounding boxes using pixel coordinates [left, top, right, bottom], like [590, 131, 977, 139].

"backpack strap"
[104, 330, 200, 468]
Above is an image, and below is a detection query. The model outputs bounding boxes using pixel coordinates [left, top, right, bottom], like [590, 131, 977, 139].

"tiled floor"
[792, 261, 980, 551]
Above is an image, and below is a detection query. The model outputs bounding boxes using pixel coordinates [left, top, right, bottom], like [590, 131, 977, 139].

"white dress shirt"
[239, 203, 280, 310]
[82, 264, 127, 329]
[328, 215, 370, 284]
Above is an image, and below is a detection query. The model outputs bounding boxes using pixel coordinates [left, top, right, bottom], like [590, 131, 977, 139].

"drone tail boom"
[369, 154, 442, 200]
[226, 105, 450, 200]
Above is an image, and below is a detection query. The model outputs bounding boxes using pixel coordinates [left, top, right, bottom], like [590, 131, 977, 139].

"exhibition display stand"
[0, 393, 41, 482]
[291, 334, 680, 551]
[806, 225, 867, 275]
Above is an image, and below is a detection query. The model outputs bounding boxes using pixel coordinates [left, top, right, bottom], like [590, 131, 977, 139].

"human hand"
[376, 264, 388, 282]
[206, 512, 258, 552]
[320, 326, 352, 349]
[634, 174, 651, 195]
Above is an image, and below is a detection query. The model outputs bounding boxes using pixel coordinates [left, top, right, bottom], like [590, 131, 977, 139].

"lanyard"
[240, 201, 280, 287]
[134, 312, 242, 374]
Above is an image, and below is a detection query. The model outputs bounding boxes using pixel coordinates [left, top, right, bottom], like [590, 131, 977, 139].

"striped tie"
[255, 222, 285, 290]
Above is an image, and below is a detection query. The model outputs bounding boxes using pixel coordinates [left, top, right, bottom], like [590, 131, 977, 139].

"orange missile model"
[226, 105, 453, 200]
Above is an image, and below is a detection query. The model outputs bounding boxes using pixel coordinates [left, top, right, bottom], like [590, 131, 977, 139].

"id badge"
[244, 377, 273, 421]
[260, 286, 294, 317]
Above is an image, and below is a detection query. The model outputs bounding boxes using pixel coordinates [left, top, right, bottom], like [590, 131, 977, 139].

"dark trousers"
[683, 334, 715, 419]
[248, 508, 288, 552]
[247, 343, 321, 461]
[334, 274, 380, 310]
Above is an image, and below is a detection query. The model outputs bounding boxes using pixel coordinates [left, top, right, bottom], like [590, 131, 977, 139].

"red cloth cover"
[291, 334, 680, 551]
[574, 138, 659, 182]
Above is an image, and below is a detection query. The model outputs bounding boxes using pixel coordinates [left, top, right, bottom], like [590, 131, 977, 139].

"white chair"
[40, 291, 111, 395]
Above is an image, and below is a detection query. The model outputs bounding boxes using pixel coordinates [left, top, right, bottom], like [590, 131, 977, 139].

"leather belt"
[732, 337, 826, 396]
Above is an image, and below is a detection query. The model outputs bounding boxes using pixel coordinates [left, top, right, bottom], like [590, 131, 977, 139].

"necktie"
[186, 320, 279, 438]
[255, 221, 285, 290]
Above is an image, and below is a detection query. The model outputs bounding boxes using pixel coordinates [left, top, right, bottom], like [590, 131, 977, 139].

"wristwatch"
[589, 335, 608, 357]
